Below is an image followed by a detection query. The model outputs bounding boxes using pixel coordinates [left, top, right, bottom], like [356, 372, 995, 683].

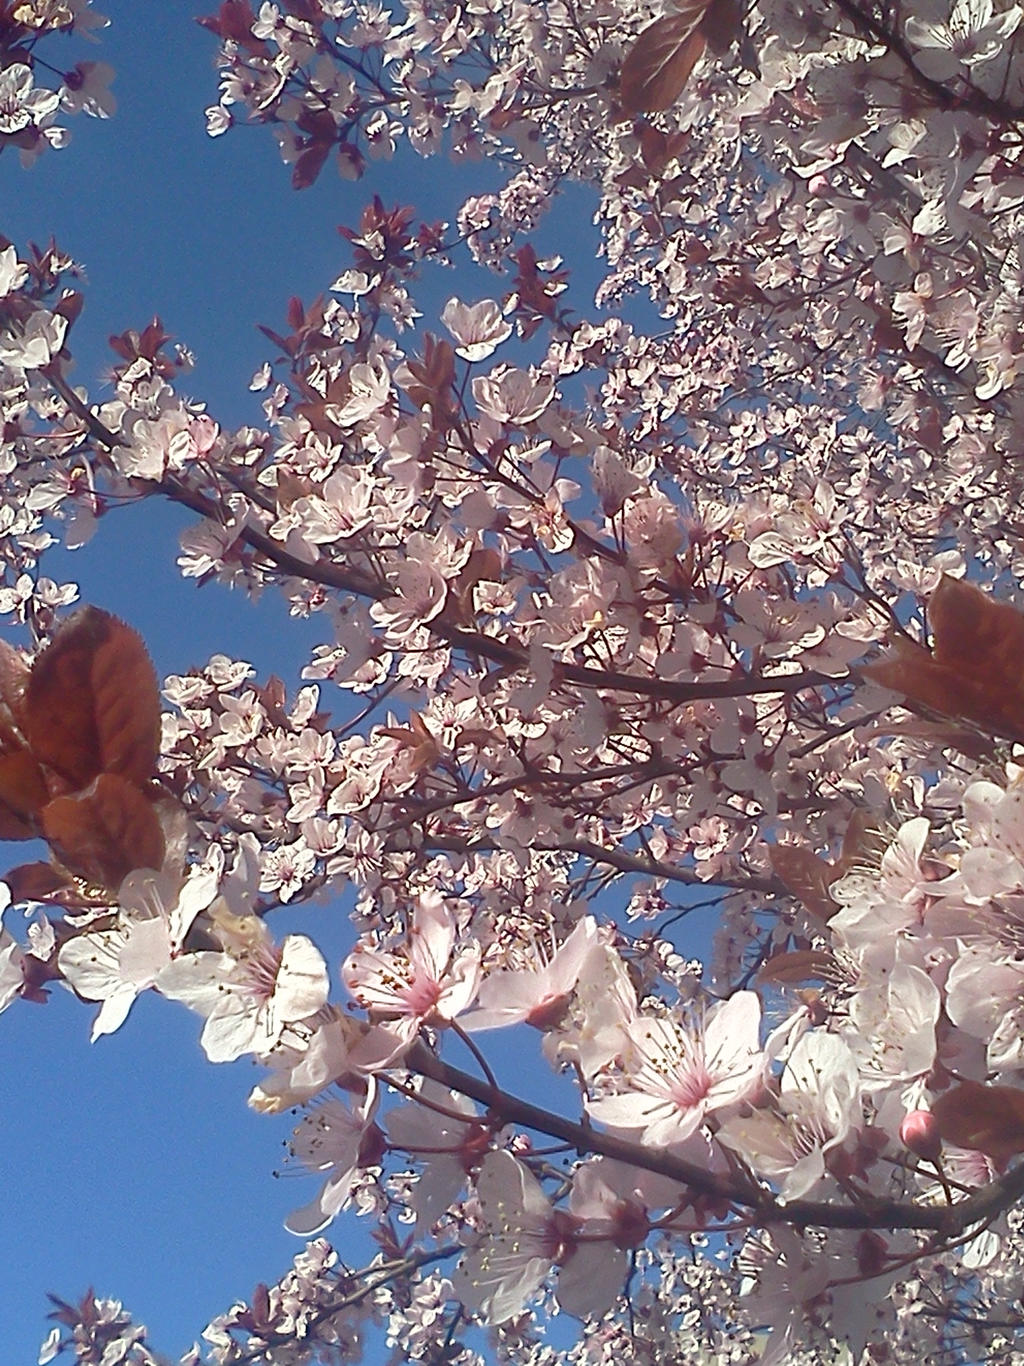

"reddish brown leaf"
[837, 808, 888, 876]
[0, 636, 29, 749]
[862, 717, 997, 760]
[701, 0, 743, 52]
[0, 808, 36, 842]
[932, 1080, 1024, 1167]
[865, 578, 1024, 742]
[619, 11, 708, 115]
[757, 949, 835, 985]
[24, 607, 161, 792]
[41, 773, 165, 892]
[292, 140, 332, 191]
[4, 860, 79, 904]
[769, 844, 841, 924]
[0, 749, 49, 832]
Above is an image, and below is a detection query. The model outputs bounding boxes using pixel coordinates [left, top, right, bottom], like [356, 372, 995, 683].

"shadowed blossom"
[718, 1031, 861, 1200]
[284, 1081, 379, 1236]
[461, 916, 600, 1033]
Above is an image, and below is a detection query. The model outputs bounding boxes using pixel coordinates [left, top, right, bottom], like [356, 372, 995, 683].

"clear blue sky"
[0, 8, 613, 1360]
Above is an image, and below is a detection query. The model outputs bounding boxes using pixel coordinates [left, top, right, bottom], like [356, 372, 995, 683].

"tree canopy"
[6, 0, 1024, 1362]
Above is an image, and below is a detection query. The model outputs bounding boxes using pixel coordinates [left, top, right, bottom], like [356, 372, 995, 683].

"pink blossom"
[343, 891, 482, 1042]
[472, 365, 554, 424]
[557, 1157, 686, 1318]
[0, 306, 66, 370]
[441, 297, 512, 362]
[249, 1008, 405, 1112]
[0, 885, 25, 1014]
[586, 992, 764, 1147]
[386, 1081, 492, 1234]
[56, 859, 222, 1042]
[284, 1082, 379, 1237]
[157, 930, 329, 1063]
[844, 957, 940, 1094]
[945, 950, 1024, 1069]
[0, 63, 59, 134]
[717, 1031, 861, 1199]
[59, 916, 173, 1042]
[461, 917, 600, 1033]
[454, 1151, 562, 1323]
[0, 245, 28, 299]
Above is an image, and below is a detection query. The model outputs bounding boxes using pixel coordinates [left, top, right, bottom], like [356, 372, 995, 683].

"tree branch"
[405, 1042, 1014, 1235]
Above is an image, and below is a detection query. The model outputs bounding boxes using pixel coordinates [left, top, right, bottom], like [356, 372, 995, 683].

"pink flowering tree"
[12, 0, 1024, 1362]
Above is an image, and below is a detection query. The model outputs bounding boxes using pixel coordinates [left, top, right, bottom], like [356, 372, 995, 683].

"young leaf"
[931, 1080, 1024, 1167]
[0, 636, 29, 749]
[769, 843, 841, 924]
[619, 10, 709, 115]
[24, 607, 161, 792]
[757, 949, 834, 985]
[865, 577, 1024, 742]
[40, 773, 166, 892]
[4, 860, 83, 904]
[701, 0, 743, 53]
[0, 749, 50, 836]
[292, 141, 332, 191]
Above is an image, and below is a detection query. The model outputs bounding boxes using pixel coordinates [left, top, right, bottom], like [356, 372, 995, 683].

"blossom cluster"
[7, 0, 1024, 1363]
[0, 1, 113, 165]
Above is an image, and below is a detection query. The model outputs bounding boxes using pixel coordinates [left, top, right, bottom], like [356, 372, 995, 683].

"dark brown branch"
[423, 832, 783, 896]
[830, 0, 1024, 123]
[406, 1042, 1024, 1235]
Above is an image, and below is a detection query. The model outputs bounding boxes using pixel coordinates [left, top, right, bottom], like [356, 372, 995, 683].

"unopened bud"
[900, 1109, 942, 1164]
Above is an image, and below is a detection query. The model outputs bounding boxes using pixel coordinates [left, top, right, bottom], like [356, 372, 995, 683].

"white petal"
[91, 985, 139, 1041]
[275, 935, 330, 1021]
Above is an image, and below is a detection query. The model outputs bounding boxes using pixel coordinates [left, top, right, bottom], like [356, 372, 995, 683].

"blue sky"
[0, 7, 618, 1360]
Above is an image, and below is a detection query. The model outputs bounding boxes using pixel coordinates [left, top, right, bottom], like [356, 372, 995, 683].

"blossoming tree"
[8, 0, 1024, 1361]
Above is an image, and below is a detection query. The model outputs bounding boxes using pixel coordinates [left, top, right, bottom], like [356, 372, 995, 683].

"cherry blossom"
[441, 298, 513, 363]
[59, 913, 173, 1042]
[0, 307, 67, 371]
[60, 60, 116, 117]
[453, 1150, 564, 1324]
[343, 890, 482, 1043]
[557, 1157, 687, 1318]
[284, 1081, 379, 1237]
[385, 1080, 492, 1235]
[19, 0, 1024, 1357]
[587, 991, 764, 1147]
[461, 916, 600, 1033]
[0, 885, 25, 1012]
[0, 63, 59, 134]
[249, 1006, 408, 1111]
[717, 1030, 861, 1200]
[156, 927, 329, 1063]
[471, 366, 555, 425]
[0, 246, 28, 299]
[905, 0, 1020, 81]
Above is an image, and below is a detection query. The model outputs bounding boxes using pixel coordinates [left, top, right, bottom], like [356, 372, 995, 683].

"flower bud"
[900, 1109, 942, 1164]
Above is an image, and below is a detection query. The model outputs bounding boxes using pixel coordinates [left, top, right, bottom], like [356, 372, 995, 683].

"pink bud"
[900, 1109, 942, 1163]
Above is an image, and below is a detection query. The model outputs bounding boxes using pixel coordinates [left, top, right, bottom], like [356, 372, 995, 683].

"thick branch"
[406, 1043, 1023, 1235]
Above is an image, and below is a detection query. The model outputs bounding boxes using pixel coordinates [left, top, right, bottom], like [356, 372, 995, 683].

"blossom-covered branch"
[10, 0, 1024, 1362]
